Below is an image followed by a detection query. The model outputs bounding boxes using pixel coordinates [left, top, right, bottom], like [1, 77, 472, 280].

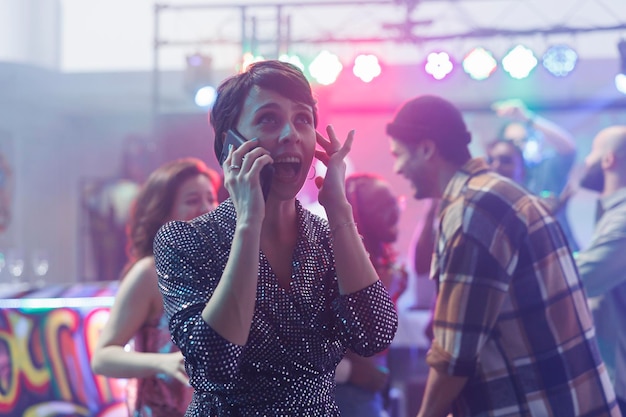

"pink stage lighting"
[352, 54, 382, 83]
[309, 51, 343, 85]
[425, 52, 453, 80]
[279, 54, 305, 72]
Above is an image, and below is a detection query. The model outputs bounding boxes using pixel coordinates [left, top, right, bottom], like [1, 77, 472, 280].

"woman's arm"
[199, 140, 268, 346]
[493, 99, 575, 155]
[155, 220, 248, 383]
[316, 127, 381, 294]
[316, 126, 398, 353]
[91, 257, 188, 385]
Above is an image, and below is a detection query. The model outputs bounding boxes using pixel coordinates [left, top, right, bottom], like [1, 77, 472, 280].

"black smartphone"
[219, 129, 274, 201]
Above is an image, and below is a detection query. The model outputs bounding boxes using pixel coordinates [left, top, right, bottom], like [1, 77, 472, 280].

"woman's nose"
[199, 199, 212, 215]
[278, 123, 300, 143]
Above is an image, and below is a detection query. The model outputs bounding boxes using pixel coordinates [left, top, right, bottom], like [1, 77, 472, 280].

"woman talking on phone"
[154, 60, 398, 416]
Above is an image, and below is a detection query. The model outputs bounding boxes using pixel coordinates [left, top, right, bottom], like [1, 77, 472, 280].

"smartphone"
[219, 129, 274, 201]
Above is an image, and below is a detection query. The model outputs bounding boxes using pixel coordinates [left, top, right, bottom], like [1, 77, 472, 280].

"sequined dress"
[154, 199, 398, 417]
[126, 312, 193, 417]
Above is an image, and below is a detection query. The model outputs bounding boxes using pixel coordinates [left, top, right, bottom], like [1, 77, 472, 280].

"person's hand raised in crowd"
[314, 125, 355, 210]
[492, 98, 533, 123]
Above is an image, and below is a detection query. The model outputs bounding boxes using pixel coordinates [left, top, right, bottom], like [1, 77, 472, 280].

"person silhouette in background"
[386, 94, 618, 417]
[576, 125, 626, 415]
[85, 134, 157, 281]
[489, 99, 579, 251]
[91, 158, 220, 417]
[335, 173, 407, 417]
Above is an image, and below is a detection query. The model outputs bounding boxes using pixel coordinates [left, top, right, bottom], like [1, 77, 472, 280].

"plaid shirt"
[427, 158, 619, 416]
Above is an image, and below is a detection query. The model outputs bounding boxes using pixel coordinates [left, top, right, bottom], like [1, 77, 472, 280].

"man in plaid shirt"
[386, 95, 620, 417]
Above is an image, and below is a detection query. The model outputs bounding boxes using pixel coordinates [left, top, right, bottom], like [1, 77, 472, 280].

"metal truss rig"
[153, 0, 626, 51]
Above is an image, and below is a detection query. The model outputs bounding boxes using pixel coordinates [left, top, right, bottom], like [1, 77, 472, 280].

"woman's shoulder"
[123, 256, 158, 286]
[118, 256, 161, 304]
[156, 202, 233, 246]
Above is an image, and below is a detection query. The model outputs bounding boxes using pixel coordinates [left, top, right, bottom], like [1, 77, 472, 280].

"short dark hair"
[210, 60, 318, 164]
[386, 95, 472, 165]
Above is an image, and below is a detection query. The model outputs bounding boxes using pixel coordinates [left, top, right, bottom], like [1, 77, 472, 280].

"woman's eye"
[185, 197, 200, 206]
[259, 113, 278, 124]
[296, 113, 313, 124]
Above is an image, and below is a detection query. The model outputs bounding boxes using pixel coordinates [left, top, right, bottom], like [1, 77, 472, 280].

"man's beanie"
[386, 95, 471, 146]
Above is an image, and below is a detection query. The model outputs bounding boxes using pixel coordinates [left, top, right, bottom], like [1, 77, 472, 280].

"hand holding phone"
[220, 129, 274, 201]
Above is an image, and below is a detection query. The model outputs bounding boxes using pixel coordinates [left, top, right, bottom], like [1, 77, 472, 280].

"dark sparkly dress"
[154, 199, 398, 416]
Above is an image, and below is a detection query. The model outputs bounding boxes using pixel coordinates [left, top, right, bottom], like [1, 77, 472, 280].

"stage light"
[462, 47, 497, 80]
[309, 51, 343, 85]
[542, 45, 577, 77]
[241, 52, 265, 72]
[279, 54, 305, 72]
[425, 52, 453, 80]
[194, 86, 217, 108]
[616, 74, 626, 95]
[617, 39, 626, 94]
[352, 54, 381, 83]
[502, 45, 537, 79]
[184, 53, 216, 107]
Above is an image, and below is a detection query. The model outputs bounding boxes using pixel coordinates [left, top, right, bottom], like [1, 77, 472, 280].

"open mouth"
[273, 156, 302, 180]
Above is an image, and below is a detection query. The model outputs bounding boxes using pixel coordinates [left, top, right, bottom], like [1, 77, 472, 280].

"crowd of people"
[88, 59, 626, 417]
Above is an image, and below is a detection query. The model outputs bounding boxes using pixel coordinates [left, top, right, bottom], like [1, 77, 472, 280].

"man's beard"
[580, 160, 605, 193]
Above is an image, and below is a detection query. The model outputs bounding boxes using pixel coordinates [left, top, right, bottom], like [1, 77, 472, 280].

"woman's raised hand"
[315, 125, 354, 210]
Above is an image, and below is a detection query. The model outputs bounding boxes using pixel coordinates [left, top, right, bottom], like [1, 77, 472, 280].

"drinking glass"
[31, 249, 49, 287]
[6, 249, 24, 285]
[0, 252, 6, 284]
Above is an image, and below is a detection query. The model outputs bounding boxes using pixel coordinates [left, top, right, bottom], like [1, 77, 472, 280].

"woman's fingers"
[315, 127, 355, 165]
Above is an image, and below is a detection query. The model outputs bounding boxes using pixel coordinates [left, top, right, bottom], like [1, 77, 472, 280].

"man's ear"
[602, 152, 615, 170]
[420, 139, 437, 160]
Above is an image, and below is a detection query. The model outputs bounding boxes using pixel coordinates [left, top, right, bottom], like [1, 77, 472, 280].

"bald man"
[577, 125, 626, 414]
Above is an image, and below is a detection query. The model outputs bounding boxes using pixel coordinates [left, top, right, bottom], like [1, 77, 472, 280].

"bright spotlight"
[184, 53, 215, 107]
[502, 45, 538, 79]
[542, 45, 577, 77]
[462, 47, 497, 80]
[616, 74, 626, 95]
[309, 51, 343, 85]
[279, 54, 305, 72]
[352, 54, 382, 83]
[425, 52, 453, 80]
[194, 86, 217, 108]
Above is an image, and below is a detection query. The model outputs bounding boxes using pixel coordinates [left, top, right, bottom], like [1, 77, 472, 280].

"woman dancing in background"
[91, 157, 220, 417]
[335, 173, 408, 417]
